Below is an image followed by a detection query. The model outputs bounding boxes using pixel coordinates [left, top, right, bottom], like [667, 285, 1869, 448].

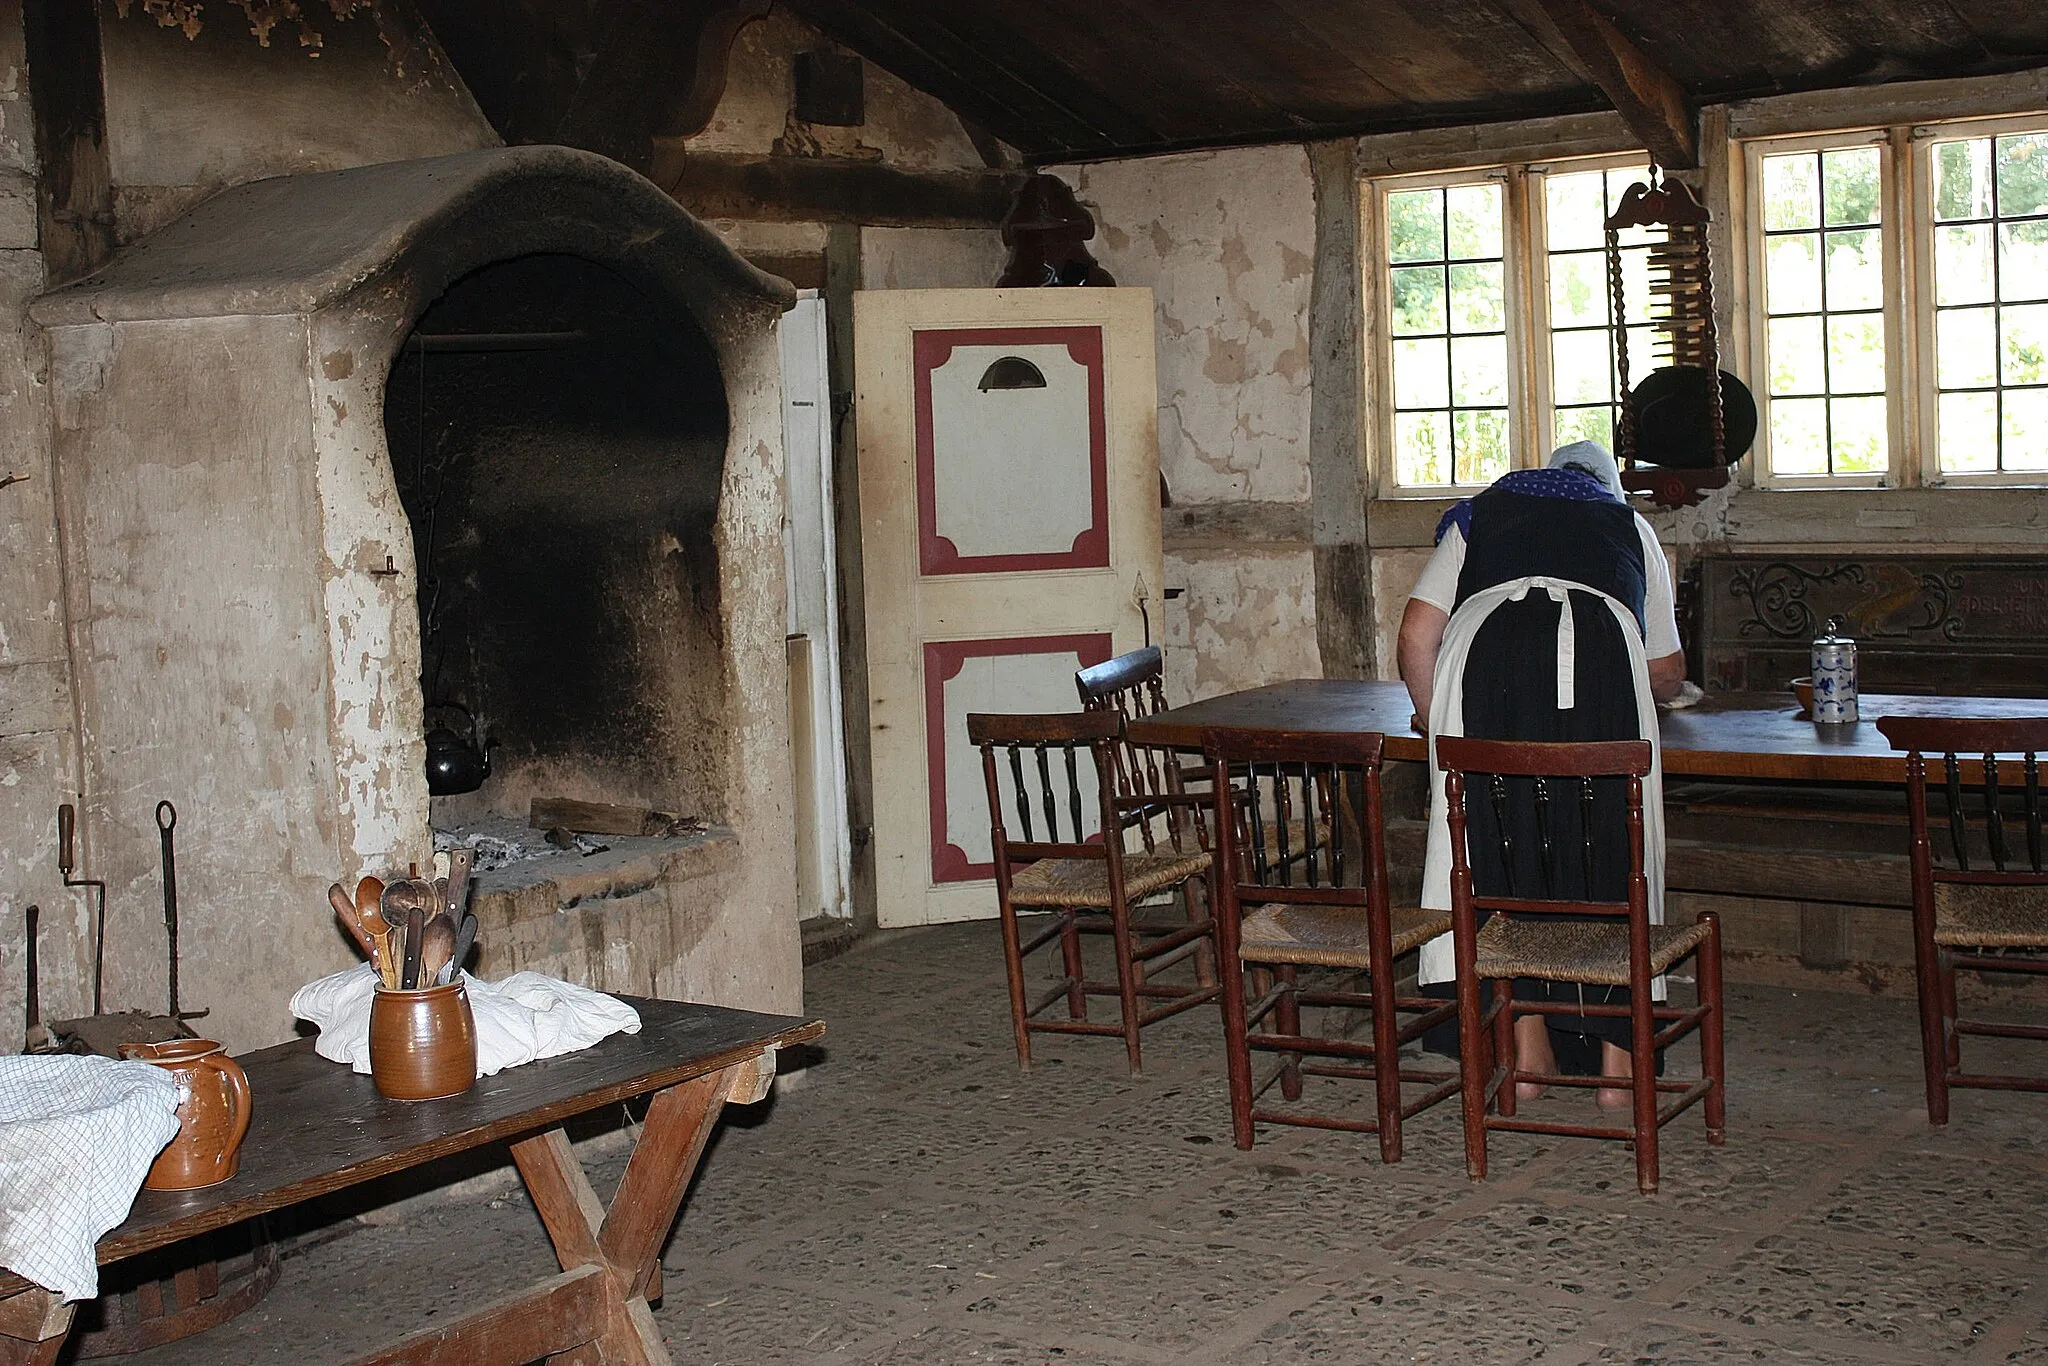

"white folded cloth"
[288, 966, 640, 1077]
[0, 1056, 182, 1301]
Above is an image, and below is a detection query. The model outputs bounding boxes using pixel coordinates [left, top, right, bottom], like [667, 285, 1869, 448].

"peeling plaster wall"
[44, 314, 353, 1050]
[99, 6, 496, 243]
[1056, 146, 1320, 704]
[0, 0, 66, 1052]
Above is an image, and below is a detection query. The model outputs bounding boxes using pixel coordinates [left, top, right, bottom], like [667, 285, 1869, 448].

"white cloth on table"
[288, 966, 641, 1077]
[0, 1056, 182, 1301]
[1415, 574, 1667, 991]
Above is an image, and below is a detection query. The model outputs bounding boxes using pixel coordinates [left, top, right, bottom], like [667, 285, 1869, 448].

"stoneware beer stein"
[119, 1038, 253, 1191]
[368, 979, 478, 1101]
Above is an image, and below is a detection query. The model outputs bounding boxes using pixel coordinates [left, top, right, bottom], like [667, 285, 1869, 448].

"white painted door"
[855, 288, 1164, 928]
[779, 292, 853, 921]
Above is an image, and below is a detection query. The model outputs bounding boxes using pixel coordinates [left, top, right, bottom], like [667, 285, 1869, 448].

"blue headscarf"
[1434, 440, 1626, 544]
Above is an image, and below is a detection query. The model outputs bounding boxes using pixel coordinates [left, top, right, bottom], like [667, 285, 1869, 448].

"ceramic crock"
[368, 979, 478, 1101]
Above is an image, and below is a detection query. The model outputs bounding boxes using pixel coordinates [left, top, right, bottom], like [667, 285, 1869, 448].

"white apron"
[1415, 575, 1666, 988]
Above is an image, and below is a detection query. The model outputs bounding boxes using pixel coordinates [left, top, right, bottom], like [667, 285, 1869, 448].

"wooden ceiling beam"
[555, 0, 772, 173]
[663, 151, 1029, 228]
[1529, 0, 1698, 169]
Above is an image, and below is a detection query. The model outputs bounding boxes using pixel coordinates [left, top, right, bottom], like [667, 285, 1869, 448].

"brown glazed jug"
[368, 979, 477, 1101]
[119, 1038, 252, 1191]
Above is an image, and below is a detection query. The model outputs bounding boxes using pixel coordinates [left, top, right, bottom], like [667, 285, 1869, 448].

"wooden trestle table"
[1123, 678, 2048, 783]
[0, 998, 822, 1366]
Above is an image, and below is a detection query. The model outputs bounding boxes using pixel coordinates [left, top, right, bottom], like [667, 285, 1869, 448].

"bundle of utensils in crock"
[325, 848, 479, 1101]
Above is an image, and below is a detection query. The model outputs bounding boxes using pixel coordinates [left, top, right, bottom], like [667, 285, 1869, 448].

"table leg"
[0, 1287, 73, 1366]
[507, 1062, 748, 1366]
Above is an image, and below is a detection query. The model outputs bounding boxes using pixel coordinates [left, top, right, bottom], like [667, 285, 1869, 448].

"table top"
[1125, 679, 2048, 783]
[2, 998, 821, 1293]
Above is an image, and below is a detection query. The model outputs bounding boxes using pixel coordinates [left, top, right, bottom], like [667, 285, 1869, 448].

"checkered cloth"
[0, 1056, 181, 1301]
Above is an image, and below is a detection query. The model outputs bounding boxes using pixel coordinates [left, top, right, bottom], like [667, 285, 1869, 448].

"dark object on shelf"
[424, 703, 491, 795]
[36, 1010, 195, 1058]
[996, 173, 1115, 288]
[1628, 367, 1757, 468]
[793, 49, 864, 126]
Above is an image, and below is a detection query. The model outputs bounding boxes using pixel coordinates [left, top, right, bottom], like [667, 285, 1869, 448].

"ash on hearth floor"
[134, 921, 2048, 1365]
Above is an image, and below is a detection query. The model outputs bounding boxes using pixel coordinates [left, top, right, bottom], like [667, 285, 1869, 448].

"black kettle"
[424, 703, 491, 796]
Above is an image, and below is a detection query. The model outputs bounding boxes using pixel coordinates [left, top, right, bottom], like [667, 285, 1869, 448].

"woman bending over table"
[1397, 441, 1685, 1108]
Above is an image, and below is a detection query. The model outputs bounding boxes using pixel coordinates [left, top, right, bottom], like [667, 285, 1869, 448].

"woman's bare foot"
[1595, 1041, 1634, 1109]
[1513, 1016, 1556, 1102]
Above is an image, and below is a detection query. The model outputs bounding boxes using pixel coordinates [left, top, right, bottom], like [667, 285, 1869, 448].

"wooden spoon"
[328, 882, 377, 959]
[421, 914, 457, 988]
[355, 876, 387, 933]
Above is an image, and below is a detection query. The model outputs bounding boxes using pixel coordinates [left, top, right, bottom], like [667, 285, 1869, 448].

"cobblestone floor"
[134, 921, 2048, 1365]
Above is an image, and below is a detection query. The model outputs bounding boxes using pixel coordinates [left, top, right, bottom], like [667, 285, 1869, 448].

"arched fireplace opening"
[383, 252, 733, 832]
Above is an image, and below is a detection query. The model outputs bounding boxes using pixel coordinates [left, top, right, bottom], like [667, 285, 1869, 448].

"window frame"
[1909, 111, 2048, 487]
[1740, 112, 2048, 490]
[1366, 151, 1658, 498]
[1368, 163, 1524, 497]
[1741, 127, 1902, 490]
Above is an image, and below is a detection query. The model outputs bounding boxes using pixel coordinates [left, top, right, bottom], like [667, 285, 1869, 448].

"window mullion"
[1888, 123, 1922, 488]
[1505, 165, 1543, 468]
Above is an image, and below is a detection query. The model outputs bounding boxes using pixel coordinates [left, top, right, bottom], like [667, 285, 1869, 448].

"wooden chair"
[1204, 728, 1458, 1160]
[967, 710, 1219, 1074]
[1077, 645, 1215, 983]
[1439, 735, 1725, 1195]
[1877, 715, 2048, 1125]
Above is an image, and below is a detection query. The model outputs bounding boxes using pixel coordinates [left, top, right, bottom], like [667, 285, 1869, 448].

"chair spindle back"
[1076, 646, 1208, 855]
[1204, 729, 1383, 902]
[1878, 716, 2048, 880]
[1435, 736, 1652, 918]
[967, 710, 1122, 861]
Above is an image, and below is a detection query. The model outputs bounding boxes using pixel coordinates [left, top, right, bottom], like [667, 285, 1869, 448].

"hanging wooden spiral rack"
[1605, 168, 1735, 509]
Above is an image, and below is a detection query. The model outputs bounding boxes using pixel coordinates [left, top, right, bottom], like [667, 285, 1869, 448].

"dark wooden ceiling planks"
[438, 1, 2048, 167]
[774, 0, 2048, 163]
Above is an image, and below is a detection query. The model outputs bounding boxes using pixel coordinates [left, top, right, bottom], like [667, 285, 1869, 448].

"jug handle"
[206, 1053, 254, 1158]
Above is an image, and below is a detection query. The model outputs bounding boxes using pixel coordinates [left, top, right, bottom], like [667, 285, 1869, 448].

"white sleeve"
[1407, 525, 1467, 613]
[1637, 516, 1681, 658]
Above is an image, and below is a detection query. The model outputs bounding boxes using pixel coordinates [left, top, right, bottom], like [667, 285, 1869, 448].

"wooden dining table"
[1123, 678, 2048, 783]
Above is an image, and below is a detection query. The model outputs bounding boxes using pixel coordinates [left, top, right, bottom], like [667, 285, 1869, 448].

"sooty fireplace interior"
[386, 254, 731, 827]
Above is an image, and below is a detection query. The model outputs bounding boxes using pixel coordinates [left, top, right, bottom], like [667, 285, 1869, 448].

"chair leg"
[1110, 898, 1144, 1077]
[1275, 966, 1304, 1100]
[1631, 977, 1660, 1197]
[1457, 969, 1489, 1182]
[1696, 912, 1726, 1145]
[1941, 949, 1962, 1071]
[1060, 908, 1088, 1021]
[1371, 970, 1404, 1165]
[1490, 980, 1519, 1118]
[1220, 954, 1257, 1150]
[1914, 940, 1950, 1126]
[1908, 887, 1948, 1125]
[1185, 876, 1217, 988]
[997, 901, 1034, 1073]
[1930, 947, 1959, 1125]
